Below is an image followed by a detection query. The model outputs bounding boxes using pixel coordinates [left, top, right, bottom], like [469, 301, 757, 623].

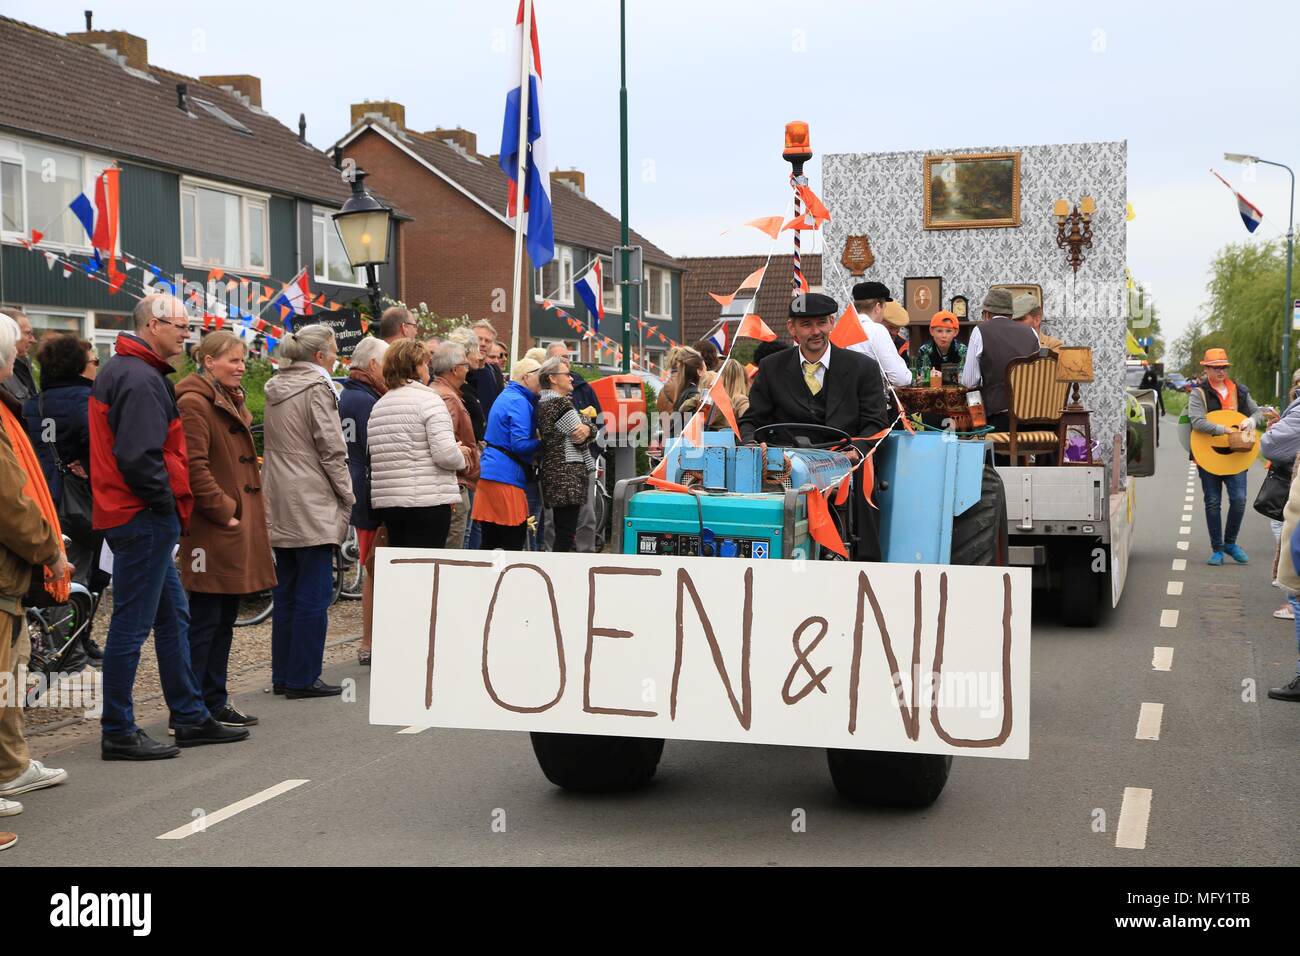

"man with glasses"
[0, 308, 38, 406]
[379, 306, 418, 343]
[90, 294, 250, 760]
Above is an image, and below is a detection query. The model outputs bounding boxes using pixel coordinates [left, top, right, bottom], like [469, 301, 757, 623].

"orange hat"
[930, 310, 959, 331]
[1200, 348, 1231, 367]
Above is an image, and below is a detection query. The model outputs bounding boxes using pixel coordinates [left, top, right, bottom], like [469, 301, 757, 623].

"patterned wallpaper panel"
[821, 141, 1128, 475]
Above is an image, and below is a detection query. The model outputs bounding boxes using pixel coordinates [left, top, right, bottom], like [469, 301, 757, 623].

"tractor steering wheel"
[751, 422, 854, 452]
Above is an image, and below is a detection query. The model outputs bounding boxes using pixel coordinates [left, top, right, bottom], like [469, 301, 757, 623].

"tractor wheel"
[951, 465, 1008, 566]
[1058, 543, 1104, 628]
[530, 732, 664, 792]
[825, 749, 952, 807]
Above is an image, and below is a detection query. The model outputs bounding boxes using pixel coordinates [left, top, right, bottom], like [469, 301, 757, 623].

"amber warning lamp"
[783, 121, 813, 165]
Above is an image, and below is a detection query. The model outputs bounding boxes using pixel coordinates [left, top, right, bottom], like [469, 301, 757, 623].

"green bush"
[1162, 388, 1188, 417]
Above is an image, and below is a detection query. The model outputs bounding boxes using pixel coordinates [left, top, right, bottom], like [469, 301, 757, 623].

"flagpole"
[509, 0, 535, 365]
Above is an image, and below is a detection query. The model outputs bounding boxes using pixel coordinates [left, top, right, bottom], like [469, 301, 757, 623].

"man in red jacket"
[90, 294, 250, 760]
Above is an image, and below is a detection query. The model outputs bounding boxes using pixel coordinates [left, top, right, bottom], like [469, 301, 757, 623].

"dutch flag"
[575, 259, 604, 331]
[274, 269, 313, 325]
[498, 0, 554, 268]
[1212, 169, 1265, 234]
[706, 322, 731, 355]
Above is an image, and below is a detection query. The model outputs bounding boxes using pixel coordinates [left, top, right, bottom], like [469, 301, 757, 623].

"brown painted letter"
[584, 566, 662, 716]
[670, 567, 753, 730]
[930, 572, 1014, 747]
[481, 563, 567, 714]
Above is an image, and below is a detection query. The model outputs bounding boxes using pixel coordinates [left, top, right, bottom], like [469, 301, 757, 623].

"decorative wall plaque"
[841, 234, 875, 275]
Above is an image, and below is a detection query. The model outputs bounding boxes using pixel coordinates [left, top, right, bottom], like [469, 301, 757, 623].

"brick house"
[677, 253, 823, 348]
[335, 104, 682, 368]
[0, 14, 399, 356]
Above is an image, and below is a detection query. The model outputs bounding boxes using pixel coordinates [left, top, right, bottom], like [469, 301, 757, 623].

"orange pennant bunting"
[829, 302, 868, 348]
[806, 489, 847, 558]
[743, 216, 783, 240]
[705, 371, 740, 437]
[834, 470, 852, 506]
[736, 313, 777, 343]
[798, 184, 831, 222]
[738, 265, 766, 290]
[708, 291, 735, 309]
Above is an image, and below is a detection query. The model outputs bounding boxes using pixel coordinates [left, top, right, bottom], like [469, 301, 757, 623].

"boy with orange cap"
[1188, 347, 1277, 565]
[913, 310, 966, 384]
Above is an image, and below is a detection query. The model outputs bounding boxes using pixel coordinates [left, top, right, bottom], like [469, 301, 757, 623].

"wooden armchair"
[988, 353, 1070, 465]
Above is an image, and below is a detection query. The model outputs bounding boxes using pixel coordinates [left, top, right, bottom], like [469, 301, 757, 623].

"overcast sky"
[12, 0, 1299, 342]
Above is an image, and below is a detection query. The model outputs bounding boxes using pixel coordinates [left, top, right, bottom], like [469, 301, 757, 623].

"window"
[644, 266, 672, 318]
[0, 140, 115, 249]
[1, 160, 21, 234]
[600, 254, 621, 313]
[180, 179, 270, 274]
[21, 309, 86, 350]
[312, 208, 363, 286]
[192, 98, 252, 135]
[534, 245, 574, 305]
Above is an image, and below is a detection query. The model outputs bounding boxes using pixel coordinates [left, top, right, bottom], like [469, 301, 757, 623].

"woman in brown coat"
[176, 331, 276, 729]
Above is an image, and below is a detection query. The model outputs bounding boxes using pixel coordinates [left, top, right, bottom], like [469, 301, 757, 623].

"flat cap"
[982, 288, 1014, 316]
[1012, 293, 1041, 320]
[851, 281, 892, 302]
[790, 292, 839, 319]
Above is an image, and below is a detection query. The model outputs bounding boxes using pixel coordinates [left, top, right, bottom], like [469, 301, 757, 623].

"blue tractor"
[529, 425, 1008, 807]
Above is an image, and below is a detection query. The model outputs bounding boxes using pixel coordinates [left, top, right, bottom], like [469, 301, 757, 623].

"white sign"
[1293, 299, 1300, 332]
[370, 549, 1032, 759]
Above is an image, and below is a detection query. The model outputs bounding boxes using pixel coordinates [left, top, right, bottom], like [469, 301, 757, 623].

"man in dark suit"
[741, 293, 889, 560]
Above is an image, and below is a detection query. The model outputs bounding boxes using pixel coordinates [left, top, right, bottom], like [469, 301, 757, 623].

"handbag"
[39, 393, 94, 544]
[1253, 460, 1292, 522]
[487, 442, 540, 483]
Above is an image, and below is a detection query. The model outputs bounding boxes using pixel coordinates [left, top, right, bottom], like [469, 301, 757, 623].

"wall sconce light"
[1054, 196, 1095, 273]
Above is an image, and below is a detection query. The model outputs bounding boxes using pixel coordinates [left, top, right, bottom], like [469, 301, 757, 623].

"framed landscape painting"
[923, 152, 1021, 229]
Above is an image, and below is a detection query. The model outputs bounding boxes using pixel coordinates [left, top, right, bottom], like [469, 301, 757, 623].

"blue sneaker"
[1207, 551, 1224, 566]
[1224, 544, 1249, 564]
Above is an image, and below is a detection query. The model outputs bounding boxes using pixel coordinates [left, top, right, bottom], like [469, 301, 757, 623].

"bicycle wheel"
[330, 546, 346, 606]
[235, 590, 274, 627]
[337, 547, 364, 601]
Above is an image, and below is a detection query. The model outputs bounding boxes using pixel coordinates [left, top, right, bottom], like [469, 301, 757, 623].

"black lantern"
[332, 169, 393, 326]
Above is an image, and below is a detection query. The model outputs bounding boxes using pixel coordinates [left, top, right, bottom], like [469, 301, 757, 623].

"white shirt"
[848, 316, 913, 387]
[798, 346, 831, 389]
[961, 326, 985, 389]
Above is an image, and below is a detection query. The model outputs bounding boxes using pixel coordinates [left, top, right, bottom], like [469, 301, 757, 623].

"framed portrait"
[923, 152, 1021, 230]
[903, 276, 942, 326]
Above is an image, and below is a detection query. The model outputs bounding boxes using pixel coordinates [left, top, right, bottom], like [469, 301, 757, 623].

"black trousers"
[550, 505, 580, 553]
[381, 506, 451, 549]
[480, 521, 528, 552]
[186, 592, 240, 711]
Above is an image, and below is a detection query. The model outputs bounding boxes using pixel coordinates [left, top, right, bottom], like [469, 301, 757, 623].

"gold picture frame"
[923, 152, 1021, 230]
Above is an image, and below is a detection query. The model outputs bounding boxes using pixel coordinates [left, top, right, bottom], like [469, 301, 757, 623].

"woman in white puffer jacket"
[367, 339, 468, 548]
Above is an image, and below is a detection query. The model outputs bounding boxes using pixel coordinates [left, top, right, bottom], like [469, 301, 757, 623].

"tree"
[929, 175, 950, 213]
[1127, 273, 1164, 362]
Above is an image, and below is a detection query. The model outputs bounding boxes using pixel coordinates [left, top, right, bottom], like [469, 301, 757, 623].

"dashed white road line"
[1184, 496, 1194, 502]
[1179, 526, 1191, 535]
[1152, 646, 1174, 671]
[1176, 541, 1190, 551]
[1160, 609, 1179, 627]
[1171, 559, 1187, 571]
[1117, 787, 1154, 850]
[1136, 703, 1164, 740]
[1166, 581, 1184, 596]
[157, 779, 309, 840]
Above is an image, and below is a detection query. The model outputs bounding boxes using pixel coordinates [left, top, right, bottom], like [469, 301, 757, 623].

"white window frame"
[311, 207, 365, 288]
[599, 253, 621, 314]
[179, 175, 271, 276]
[643, 266, 672, 319]
[0, 136, 116, 254]
[534, 245, 575, 306]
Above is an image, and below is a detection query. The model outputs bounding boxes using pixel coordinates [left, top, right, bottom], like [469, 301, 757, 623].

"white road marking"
[1166, 581, 1184, 596]
[1116, 787, 1154, 850]
[1160, 609, 1179, 628]
[1183, 505, 1194, 512]
[1184, 496, 1194, 502]
[1176, 541, 1190, 551]
[397, 726, 428, 735]
[1179, 526, 1191, 535]
[1136, 703, 1164, 740]
[157, 779, 309, 840]
[1152, 646, 1174, 671]
[1171, 559, 1187, 571]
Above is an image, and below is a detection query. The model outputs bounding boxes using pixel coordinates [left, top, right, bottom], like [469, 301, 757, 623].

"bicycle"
[25, 582, 102, 708]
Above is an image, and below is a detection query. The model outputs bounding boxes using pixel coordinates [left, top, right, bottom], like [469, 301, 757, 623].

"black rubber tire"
[951, 464, 1009, 566]
[530, 732, 665, 792]
[1059, 543, 1103, 628]
[825, 749, 953, 807]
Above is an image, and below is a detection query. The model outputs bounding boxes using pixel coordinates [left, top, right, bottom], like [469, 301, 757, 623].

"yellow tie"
[802, 360, 822, 395]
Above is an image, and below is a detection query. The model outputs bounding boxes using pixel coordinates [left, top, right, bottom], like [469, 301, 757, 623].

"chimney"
[350, 100, 405, 129]
[199, 74, 262, 108]
[299, 113, 307, 144]
[67, 26, 149, 71]
[550, 168, 586, 195]
[84, 10, 92, 30]
[431, 127, 477, 155]
[176, 82, 189, 112]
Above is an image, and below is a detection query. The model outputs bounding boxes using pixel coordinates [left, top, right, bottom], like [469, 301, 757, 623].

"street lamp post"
[1225, 152, 1296, 394]
[332, 169, 394, 328]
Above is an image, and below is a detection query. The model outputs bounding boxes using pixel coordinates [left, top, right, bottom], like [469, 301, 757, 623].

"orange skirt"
[472, 479, 530, 526]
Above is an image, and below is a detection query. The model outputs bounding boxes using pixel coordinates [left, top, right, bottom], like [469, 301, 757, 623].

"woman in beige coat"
[262, 325, 354, 699]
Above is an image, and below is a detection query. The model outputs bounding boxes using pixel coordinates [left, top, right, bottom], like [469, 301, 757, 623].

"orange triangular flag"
[708, 291, 735, 308]
[782, 214, 820, 232]
[860, 456, 876, 508]
[737, 266, 766, 290]
[737, 313, 777, 343]
[834, 470, 852, 506]
[743, 216, 783, 240]
[704, 370, 740, 437]
[806, 489, 847, 558]
[31, 230, 44, 244]
[797, 184, 831, 223]
[682, 408, 705, 446]
[829, 302, 868, 348]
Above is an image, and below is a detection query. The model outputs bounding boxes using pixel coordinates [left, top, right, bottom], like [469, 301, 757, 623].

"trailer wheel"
[1059, 543, 1103, 628]
[951, 465, 1008, 566]
[530, 732, 664, 792]
[825, 749, 952, 807]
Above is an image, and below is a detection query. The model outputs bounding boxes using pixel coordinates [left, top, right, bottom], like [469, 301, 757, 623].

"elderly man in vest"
[1188, 348, 1276, 565]
[961, 288, 1039, 433]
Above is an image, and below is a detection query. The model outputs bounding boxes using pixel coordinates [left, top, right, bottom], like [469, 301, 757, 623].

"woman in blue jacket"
[472, 357, 542, 551]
